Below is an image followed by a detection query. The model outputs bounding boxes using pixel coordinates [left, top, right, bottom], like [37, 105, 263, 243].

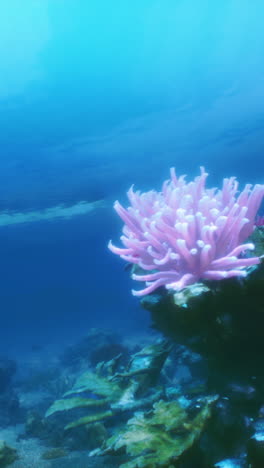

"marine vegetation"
[100, 396, 217, 468]
[46, 340, 173, 430]
[109, 167, 264, 296]
[45, 340, 219, 467]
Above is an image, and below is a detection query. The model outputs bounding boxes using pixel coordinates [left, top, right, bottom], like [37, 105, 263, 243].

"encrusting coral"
[109, 167, 264, 296]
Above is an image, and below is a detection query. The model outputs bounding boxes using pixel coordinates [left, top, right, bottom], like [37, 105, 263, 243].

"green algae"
[65, 410, 114, 430]
[105, 396, 217, 468]
[46, 340, 172, 431]
[46, 396, 110, 417]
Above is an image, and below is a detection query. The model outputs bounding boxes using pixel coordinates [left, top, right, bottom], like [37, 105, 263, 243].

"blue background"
[0, 0, 263, 354]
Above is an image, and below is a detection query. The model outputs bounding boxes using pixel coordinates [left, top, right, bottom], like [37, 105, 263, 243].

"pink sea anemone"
[108, 168, 264, 297]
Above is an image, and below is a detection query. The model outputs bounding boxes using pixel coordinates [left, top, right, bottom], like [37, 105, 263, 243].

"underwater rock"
[22, 409, 68, 449]
[0, 441, 18, 468]
[246, 418, 264, 467]
[204, 396, 250, 462]
[0, 358, 16, 393]
[247, 428, 264, 467]
[65, 422, 108, 451]
[135, 255, 264, 465]
[60, 328, 129, 368]
[89, 342, 128, 367]
[227, 382, 257, 402]
[223, 381, 260, 417]
[41, 447, 68, 459]
[165, 344, 208, 392]
[25, 411, 48, 438]
[141, 258, 264, 379]
[0, 392, 22, 427]
[214, 458, 247, 468]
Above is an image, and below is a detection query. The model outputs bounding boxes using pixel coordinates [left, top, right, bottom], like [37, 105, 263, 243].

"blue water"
[0, 0, 264, 354]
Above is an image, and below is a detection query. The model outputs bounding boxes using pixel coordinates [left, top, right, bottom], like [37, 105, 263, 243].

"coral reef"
[141, 246, 264, 378]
